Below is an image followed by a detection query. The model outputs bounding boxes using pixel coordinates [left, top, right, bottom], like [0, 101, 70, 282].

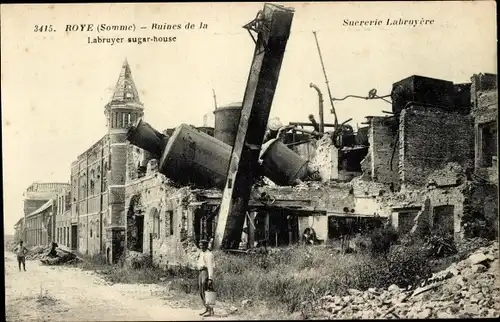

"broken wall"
[308, 136, 339, 182]
[255, 183, 355, 214]
[471, 74, 498, 183]
[125, 172, 201, 269]
[462, 181, 499, 239]
[351, 176, 393, 217]
[369, 117, 400, 189]
[378, 162, 497, 241]
[399, 106, 474, 191]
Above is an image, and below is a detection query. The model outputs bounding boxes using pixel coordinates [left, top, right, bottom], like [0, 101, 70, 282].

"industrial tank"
[157, 124, 311, 189]
[159, 124, 232, 189]
[126, 119, 167, 157]
[259, 138, 310, 186]
[196, 126, 215, 137]
[213, 102, 242, 146]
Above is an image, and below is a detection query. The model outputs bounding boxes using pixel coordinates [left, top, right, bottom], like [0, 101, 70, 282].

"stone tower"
[104, 59, 144, 262]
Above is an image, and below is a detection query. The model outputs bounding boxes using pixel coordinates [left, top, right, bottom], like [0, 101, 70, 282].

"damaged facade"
[119, 71, 497, 269]
[13, 58, 497, 267]
[356, 74, 498, 241]
[16, 182, 70, 246]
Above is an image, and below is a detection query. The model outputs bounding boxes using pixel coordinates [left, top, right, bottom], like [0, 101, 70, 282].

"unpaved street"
[4, 253, 233, 321]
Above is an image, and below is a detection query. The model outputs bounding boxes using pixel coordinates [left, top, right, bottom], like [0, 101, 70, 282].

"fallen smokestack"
[126, 118, 168, 158]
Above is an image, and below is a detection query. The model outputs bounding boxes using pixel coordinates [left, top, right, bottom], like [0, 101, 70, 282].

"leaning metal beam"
[213, 3, 295, 250]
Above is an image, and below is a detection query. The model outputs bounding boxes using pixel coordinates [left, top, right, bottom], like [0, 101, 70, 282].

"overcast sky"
[1, 2, 496, 235]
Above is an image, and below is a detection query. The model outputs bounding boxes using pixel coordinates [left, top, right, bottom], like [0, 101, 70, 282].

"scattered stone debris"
[20, 244, 82, 265]
[124, 251, 151, 269]
[315, 241, 499, 319]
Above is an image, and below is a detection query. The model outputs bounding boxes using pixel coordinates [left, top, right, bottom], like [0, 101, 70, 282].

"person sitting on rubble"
[303, 228, 318, 245]
[255, 239, 269, 254]
[197, 239, 215, 317]
[47, 241, 59, 258]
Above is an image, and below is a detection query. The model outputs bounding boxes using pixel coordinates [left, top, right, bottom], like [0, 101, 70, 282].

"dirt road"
[4, 253, 234, 321]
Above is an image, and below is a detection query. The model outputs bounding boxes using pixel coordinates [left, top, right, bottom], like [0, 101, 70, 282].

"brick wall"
[379, 185, 467, 240]
[369, 117, 399, 188]
[110, 144, 127, 186]
[471, 73, 497, 108]
[472, 89, 497, 179]
[399, 106, 474, 190]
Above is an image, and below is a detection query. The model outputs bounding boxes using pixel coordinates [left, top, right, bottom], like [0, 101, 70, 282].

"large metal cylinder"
[259, 138, 310, 185]
[213, 102, 242, 146]
[159, 124, 232, 189]
[196, 126, 215, 137]
[126, 119, 166, 157]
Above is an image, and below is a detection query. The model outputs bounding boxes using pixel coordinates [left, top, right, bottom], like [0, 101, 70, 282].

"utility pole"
[213, 3, 295, 250]
[313, 31, 338, 131]
[212, 89, 218, 109]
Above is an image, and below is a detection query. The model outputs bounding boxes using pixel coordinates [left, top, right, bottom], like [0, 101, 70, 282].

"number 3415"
[34, 25, 55, 32]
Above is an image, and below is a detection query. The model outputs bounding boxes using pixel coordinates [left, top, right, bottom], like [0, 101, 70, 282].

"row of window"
[74, 162, 109, 200]
[57, 194, 71, 215]
[110, 111, 140, 129]
[57, 226, 70, 247]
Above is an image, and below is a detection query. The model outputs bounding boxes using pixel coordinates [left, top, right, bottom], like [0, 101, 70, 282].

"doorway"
[71, 225, 77, 249]
[433, 205, 455, 236]
[135, 216, 144, 252]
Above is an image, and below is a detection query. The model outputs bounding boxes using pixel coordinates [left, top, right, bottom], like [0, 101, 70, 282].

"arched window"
[90, 169, 95, 195]
[151, 208, 160, 238]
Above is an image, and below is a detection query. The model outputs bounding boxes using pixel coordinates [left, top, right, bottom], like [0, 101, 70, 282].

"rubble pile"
[25, 245, 50, 260]
[20, 244, 81, 265]
[124, 250, 151, 269]
[314, 241, 499, 319]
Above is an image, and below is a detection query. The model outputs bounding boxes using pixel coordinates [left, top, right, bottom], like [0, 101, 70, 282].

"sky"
[1, 2, 497, 235]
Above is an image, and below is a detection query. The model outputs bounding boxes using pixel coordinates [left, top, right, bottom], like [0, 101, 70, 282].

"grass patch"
[212, 245, 394, 313]
[75, 253, 199, 289]
[73, 229, 487, 318]
[36, 285, 58, 306]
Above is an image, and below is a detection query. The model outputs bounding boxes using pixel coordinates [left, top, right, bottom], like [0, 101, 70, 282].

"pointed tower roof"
[110, 59, 141, 104]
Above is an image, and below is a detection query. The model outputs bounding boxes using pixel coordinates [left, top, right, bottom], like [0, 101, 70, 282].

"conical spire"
[110, 59, 141, 104]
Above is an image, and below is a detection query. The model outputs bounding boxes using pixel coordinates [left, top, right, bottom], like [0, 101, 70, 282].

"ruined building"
[68, 59, 145, 258]
[120, 72, 497, 269]
[12, 61, 497, 267]
[20, 182, 70, 246]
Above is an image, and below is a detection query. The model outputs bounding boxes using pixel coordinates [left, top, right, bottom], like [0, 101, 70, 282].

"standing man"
[14, 240, 28, 272]
[197, 239, 215, 317]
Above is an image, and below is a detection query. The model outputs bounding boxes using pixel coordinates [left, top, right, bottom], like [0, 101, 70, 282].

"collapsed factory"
[119, 5, 497, 268]
[15, 3, 498, 269]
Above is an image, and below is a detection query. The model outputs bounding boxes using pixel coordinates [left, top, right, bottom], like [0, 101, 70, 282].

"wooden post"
[265, 212, 270, 243]
[213, 4, 295, 250]
[247, 212, 256, 249]
[287, 215, 292, 245]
